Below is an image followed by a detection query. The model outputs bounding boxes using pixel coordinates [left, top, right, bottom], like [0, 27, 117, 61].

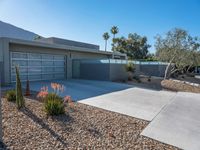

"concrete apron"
[141, 92, 200, 150]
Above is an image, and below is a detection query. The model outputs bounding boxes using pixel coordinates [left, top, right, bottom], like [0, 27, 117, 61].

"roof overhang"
[1, 37, 113, 55]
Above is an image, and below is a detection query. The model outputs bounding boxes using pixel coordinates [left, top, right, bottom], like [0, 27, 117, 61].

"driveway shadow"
[25, 79, 133, 101]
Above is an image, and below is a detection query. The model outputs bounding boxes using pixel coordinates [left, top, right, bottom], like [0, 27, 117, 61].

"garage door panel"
[42, 67, 54, 73]
[12, 53, 28, 59]
[42, 61, 53, 66]
[54, 61, 65, 66]
[29, 61, 42, 66]
[12, 60, 28, 66]
[11, 67, 28, 74]
[29, 75, 42, 80]
[11, 52, 66, 82]
[42, 54, 54, 60]
[28, 67, 42, 74]
[55, 67, 65, 72]
[54, 55, 65, 60]
[54, 74, 65, 79]
[29, 53, 41, 59]
[42, 74, 54, 80]
[11, 75, 28, 81]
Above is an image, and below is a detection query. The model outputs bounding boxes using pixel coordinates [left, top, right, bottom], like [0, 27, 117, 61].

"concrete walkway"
[142, 92, 200, 150]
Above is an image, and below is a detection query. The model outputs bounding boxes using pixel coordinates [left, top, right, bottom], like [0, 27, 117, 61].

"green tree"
[114, 33, 151, 59]
[15, 66, 25, 109]
[155, 28, 200, 79]
[103, 32, 110, 51]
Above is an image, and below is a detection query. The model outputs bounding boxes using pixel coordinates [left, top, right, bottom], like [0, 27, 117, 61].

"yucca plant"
[15, 65, 25, 109]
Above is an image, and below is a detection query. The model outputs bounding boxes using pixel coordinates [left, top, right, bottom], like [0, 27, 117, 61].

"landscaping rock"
[1, 98, 180, 149]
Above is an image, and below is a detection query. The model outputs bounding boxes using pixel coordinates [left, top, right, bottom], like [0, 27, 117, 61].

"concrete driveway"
[28, 79, 176, 121]
[142, 92, 200, 150]
[79, 87, 176, 121]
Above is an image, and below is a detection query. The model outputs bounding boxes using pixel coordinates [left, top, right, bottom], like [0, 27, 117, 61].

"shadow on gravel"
[0, 141, 7, 150]
[21, 107, 69, 147]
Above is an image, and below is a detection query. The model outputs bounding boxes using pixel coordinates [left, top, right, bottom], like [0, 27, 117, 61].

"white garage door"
[11, 52, 66, 82]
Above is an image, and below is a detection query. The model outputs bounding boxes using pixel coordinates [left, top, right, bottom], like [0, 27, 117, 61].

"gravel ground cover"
[1, 97, 180, 150]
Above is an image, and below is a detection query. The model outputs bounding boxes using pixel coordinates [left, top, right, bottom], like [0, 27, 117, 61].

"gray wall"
[72, 60, 168, 81]
[0, 62, 3, 84]
[72, 61, 128, 81]
[138, 64, 167, 77]
[0, 38, 10, 85]
[109, 64, 128, 81]
[80, 63, 110, 80]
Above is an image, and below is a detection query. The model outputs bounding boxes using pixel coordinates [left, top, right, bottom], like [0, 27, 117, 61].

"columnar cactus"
[15, 66, 25, 109]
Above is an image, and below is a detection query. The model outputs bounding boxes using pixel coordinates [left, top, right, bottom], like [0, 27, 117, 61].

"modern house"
[0, 37, 126, 85]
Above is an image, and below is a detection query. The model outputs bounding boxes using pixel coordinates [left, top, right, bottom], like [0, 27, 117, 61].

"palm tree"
[103, 32, 110, 51]
[111, 26, 119, 39]
[111, 26, 119, 51]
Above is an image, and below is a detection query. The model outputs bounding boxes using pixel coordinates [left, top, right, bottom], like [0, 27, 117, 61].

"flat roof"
[1, 37, 114, 55]
[37, 37, 100, 50]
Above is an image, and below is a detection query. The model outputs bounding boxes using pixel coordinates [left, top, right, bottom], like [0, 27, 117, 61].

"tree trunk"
[112, 34, 115, 51]
[186, 65, 192, 73]
[105, 40, 107, 51]
[164, 56, 175, 79]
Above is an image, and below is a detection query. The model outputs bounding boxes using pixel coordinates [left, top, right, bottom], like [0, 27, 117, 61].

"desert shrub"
[125, 62, 135, 81]
[44, 93, 61, 102]
[5, 90, 16, 102]
[133, 76, 141, 83]
[44, 93, 65, 116]
[147, 76, 151, 82]
[125, 62, 135, 72]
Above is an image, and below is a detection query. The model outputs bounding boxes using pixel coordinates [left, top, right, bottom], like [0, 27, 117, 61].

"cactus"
[15, 65, 25, 109]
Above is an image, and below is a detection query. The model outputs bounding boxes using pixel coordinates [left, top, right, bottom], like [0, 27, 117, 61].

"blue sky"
[0, 0, 200, 53]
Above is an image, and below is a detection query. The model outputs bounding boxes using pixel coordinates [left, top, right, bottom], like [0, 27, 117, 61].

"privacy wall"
[72, 59, 168, 81]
